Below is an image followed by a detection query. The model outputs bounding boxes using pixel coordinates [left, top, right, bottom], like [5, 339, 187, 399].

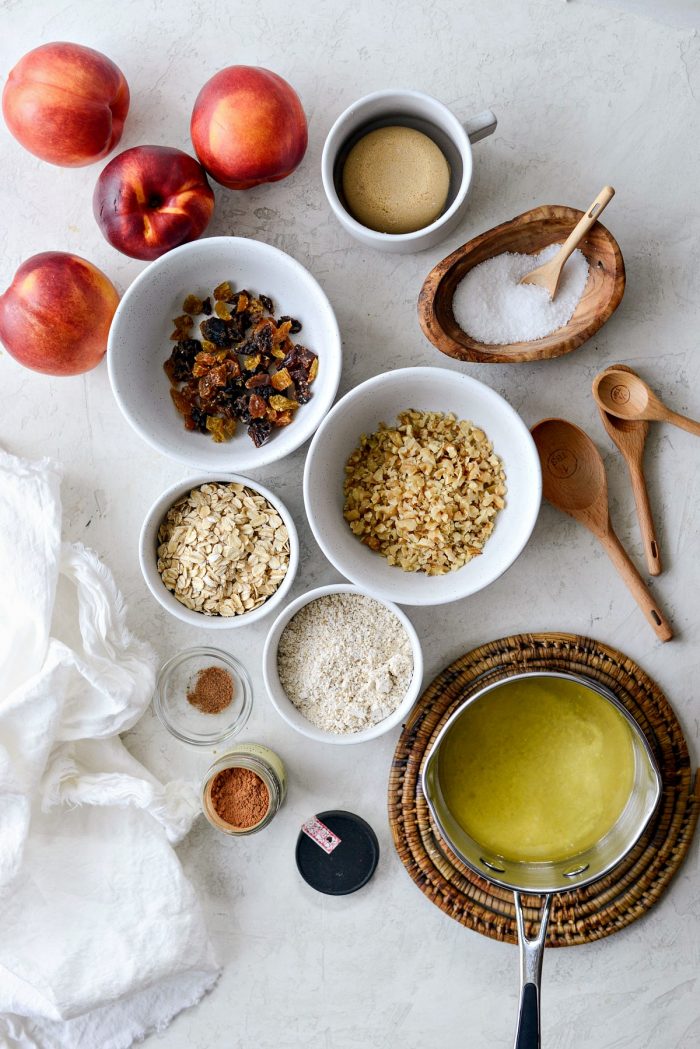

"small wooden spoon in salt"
[520, 186, 615, 299]
[593, 368, 700, 437]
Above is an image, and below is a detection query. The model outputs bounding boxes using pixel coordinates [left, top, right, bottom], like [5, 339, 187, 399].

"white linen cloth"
[0, 449, 220, 1049]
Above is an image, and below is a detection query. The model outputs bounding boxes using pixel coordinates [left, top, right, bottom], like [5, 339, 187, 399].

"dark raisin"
[190, 406, 209, 434]
[278, 315, 302, 334]
[288, 366, 308, 386]
[200, 318, 234, 347]
[281, 346, 304, 371]
[220, 379, 245, 399]
[215, 380, 244, 414]
[248, 418, 272, 447]
[295, 381, 312, 404]
[296, 345, 317, 369]
[165, 339, 200, 381]
[232, 395, 252, 424]
[251, 324, 273, 355]
[201, 297, 213, 315]
[259, 295, 274, 313]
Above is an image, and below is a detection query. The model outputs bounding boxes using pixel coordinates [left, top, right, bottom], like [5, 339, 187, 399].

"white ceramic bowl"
[262, 584, 424, 744]
[303, 367, 541, 606]
[139, 473, 299, 629]
[109, 236, 341, 471]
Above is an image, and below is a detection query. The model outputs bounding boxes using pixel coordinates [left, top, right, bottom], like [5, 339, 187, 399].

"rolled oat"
[157, 482, 289, 616]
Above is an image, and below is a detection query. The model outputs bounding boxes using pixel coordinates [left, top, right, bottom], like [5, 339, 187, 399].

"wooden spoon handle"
[665, 408, 700, 437]
[555, 186, 615, 268]
[628, 460, 662, 576]
[599, 526, 672, 641]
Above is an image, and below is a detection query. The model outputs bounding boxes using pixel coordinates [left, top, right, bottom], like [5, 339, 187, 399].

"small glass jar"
[202, 743, 287, 836]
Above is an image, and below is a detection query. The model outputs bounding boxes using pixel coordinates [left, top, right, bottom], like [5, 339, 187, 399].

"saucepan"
[422, 671, 661, 1049]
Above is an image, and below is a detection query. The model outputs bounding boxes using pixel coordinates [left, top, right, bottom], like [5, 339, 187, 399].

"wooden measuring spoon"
[597, 364, 662, 576]
[531, 418, 672, 642]
[593, 368, 700, 436]
[520, 186, 615, 299]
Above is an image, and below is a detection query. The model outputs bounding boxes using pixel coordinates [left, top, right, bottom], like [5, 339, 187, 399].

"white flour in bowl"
[277, 592, 413, 733]
[452, 243, 589, 344]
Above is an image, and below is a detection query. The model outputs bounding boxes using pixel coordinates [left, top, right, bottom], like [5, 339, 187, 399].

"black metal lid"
[295, 810, 379, 896]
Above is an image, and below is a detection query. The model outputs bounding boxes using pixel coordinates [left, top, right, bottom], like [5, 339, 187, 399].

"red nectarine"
[0, 252, 119, 376]
[2, 42, 129, 167]
[94, 145, 215, 261]
[190, 66, 308, 190]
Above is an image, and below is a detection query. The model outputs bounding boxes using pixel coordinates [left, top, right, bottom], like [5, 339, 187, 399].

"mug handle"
[463, 109, 497, 144]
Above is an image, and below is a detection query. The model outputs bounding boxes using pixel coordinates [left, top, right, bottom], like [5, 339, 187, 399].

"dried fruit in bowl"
[164, 284, 318, 446]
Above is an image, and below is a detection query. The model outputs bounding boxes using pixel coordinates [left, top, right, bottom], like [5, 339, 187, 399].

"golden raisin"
[183, 294, 204, 314]
[271, 368, 292, 390]
[206, 416, 236, 442]
[249, 394, 268, 419]
[213, 281, 235, 302]
[272, 320, 292, 344]
[269, 394, 299, 411]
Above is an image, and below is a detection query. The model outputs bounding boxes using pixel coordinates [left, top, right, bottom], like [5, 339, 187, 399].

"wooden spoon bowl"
[418, 204, 625, 364]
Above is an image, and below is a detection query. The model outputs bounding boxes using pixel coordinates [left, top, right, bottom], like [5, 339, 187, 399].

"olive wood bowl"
[418, 204, 626, 364]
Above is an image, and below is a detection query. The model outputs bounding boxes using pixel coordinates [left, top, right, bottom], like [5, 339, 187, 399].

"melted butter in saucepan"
[437, 677, 635, 863]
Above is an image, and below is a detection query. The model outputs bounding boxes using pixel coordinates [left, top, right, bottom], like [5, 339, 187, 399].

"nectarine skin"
[0, 252, 119, 376]
[2, 42, 129, 167]
[190, 66, 308, 190]
[94, 145, 215, 261]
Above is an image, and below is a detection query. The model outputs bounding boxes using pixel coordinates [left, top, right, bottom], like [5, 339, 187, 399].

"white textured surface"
[1, 1, 699, 1047]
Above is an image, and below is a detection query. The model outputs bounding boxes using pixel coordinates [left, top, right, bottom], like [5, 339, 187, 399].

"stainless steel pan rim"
[422, 669, 661, 894]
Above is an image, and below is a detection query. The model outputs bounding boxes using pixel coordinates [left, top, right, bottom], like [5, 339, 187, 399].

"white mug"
[321, 89, 497, 254]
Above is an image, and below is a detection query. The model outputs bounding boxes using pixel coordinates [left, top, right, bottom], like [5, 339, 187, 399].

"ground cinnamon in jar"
[187, 666, 234, 714]
[210, 767, 270, 828]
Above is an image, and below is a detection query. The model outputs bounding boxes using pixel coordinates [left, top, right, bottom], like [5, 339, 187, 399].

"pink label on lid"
[301, 816, 342, 854]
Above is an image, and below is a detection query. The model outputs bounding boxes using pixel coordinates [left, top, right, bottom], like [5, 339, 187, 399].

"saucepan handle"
[462, 109, 497, 144]
[513, 892, 552, 1049]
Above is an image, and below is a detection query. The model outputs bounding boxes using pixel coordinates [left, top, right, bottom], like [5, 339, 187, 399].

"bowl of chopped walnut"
[108, 236, 341, 470]
[303, 366, 541, 607]
[139, 474, 299, 628]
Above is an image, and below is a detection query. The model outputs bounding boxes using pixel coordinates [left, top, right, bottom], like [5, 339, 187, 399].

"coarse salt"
[451, 243, 590, 344]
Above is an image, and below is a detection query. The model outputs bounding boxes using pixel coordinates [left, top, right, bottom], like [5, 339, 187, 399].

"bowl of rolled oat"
[139, 474, 299, 628]
[263, 584, 423, 743]
[303, 367, 541, 606]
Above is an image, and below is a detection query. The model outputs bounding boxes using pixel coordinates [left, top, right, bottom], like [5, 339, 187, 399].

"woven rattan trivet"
[388, 632, 698, 946]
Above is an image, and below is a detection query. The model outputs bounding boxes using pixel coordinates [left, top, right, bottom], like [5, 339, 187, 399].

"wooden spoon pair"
[592, 364, 700, 574]
[531, 416, 673, 643]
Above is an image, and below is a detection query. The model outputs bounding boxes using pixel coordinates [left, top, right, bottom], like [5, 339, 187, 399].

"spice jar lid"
[295, 810, 379, 895]
[154, 646, 252, 746]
